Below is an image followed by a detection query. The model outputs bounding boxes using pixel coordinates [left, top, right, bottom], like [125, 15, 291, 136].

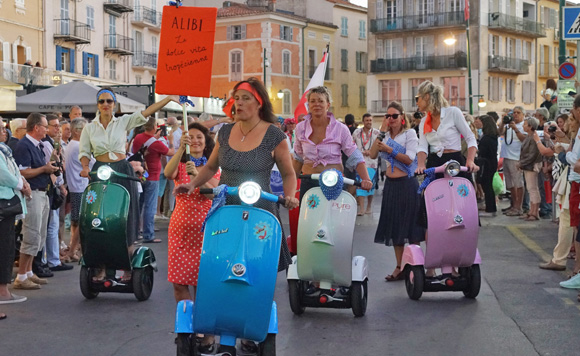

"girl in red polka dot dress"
[164, 123, 220, 303]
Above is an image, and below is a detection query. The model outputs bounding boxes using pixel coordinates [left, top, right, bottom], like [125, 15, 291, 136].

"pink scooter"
[401, 160, 481, 300]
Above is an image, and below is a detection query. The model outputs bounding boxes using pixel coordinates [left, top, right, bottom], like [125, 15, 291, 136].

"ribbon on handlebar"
[417, 168, 436, 194]
[190, 156, 207, 167]
[169, 1, 182, 8]
[320, 169, 344, 201]
[379, 138, 417, 177]
[179, 95, 195, 107]
[201, 184, 228, 232]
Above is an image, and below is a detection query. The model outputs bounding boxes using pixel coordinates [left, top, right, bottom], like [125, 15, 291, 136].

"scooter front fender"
[175, 300, 194, 333]
[401, 244, 425, 271]
[131, 246, 157, 271]
[351, 256, 368, 282]
[286, 256, 298, 280]
[267, 301, 278, 334]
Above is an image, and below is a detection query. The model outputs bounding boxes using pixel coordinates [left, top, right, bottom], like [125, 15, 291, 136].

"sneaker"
[239, 340, 258, 355]
[13, 278, 41, 290]
[49, 263, 73, 271]
[560, 273, 580, 289]
[197, 341, 215, 356]
[29, 274, 48, 285]
[0, 293, 27, 304]
[539, 261, 566, 271]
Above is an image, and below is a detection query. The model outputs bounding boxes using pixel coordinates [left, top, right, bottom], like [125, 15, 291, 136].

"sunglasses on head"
[98, 99, 115, 104]
[385, 113, 401, 119]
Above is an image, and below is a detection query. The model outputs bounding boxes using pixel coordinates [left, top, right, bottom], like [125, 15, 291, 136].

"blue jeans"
[140, 180, 159, 241]
[46, 208, 61, 267]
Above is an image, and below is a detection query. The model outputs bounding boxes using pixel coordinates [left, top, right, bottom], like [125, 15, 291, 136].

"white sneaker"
[560, 273, 580, 289]
[0, 293, 27, 304]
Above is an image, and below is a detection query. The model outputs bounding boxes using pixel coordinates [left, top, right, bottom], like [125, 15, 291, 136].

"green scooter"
[79, 165, 157, 301]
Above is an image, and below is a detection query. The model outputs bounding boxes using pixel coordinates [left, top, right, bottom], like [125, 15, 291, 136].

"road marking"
[506, 226, 553, 262]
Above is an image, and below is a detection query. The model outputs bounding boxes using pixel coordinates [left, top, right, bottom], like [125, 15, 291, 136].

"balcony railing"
[104, 34, 134, 56]
[305, 65, 333, 81]
[132, 51, 157, 69]
[488, 13, 546, 38]
[488, 55, 529, 74]
[104, 0, 134, 13]
[1, 61, 54, 86]
[371, 98, 467, 113]
[132, 6, 161, 28]
[54, 19, 91, 44]
[370, 11, 465, 33]
[538, 63, 558, 78]
[370, 53, 467, 73]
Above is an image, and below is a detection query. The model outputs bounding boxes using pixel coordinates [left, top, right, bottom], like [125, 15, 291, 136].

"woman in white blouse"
[370, 101, 424, 281]
[415, 81, 478, 176]
[79, 87, 179, 281]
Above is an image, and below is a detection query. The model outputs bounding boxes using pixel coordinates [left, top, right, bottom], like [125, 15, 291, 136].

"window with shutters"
[82, 52, 98, 77]
[341, 49, 348, 71]
[381, 80, 401, 102]
[136, 75, 142, 85]
[228, 25, 246, 41]
[385, 1, 395, 19]
[359, 86, 366, 107]
[280, 25, 293, 41]
[282, 50, 291, 75]
[488, 76, 501, 101]
[56, 46, 74, 73]
[506, 79, 515, 102]
[356, 52, 367, 73]
[341, 84, 348, 106]
[341, 17, 348, 37]
[283, 90, 291, 115]
[230, 50, 242, 81]
[109, 59, 116, 80]
[359, 20, 366, 39]
[522, 80, 533, 104]
[87, 6, 95, 30]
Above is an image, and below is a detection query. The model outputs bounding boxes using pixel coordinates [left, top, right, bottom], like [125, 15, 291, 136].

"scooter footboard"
[175, 300, 194, 334]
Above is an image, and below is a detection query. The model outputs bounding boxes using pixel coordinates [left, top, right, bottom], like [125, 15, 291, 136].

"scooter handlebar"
[299, 173, 360, 187]
[199, 188, 214, 195]
[199, 187, 285, 205]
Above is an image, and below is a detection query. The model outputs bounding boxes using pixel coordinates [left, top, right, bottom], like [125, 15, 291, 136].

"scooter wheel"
[258, 333, 276, 356]
[462, 264, 481, 299]
[350, 280, 368, 317]
[79, 266, 99, 299]
[217, 344, 236, 356]
[288, 280, 305, 315]
[176, 333, 196, 356]
[133, 267, 154, 301]
[405, 266, 424, 300]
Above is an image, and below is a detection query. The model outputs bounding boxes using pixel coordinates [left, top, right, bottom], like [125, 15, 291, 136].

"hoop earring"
[401, 119, 405, 125]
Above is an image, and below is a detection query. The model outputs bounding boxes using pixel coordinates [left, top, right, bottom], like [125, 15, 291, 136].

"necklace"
[239, 120, 261, 142]
[361, 128, 373, 150]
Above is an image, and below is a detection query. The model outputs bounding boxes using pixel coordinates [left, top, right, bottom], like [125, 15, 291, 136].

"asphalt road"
[2, 187, 579, 356]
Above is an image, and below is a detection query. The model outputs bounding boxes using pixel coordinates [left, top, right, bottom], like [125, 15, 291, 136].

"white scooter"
[287, 169, 369, 317]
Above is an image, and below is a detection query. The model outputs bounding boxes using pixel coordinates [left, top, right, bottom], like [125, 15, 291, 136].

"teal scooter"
[79, 165, 157, 301]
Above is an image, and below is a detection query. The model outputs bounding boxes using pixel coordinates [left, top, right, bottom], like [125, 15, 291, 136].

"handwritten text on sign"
[156, 6, 217, 98]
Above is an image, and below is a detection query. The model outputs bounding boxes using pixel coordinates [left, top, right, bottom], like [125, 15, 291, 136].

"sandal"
[505, 210, 523, 216]
[0, 313, 6, 321]
[92, 268, 106, 283]
[524, 215, 539, 221]
[518, 214, 530, 219]
[121, 270, 132, 282]
[385, 266, 404, 282]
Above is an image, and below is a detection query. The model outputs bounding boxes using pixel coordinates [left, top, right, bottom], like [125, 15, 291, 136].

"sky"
[351, 0, 368, 7]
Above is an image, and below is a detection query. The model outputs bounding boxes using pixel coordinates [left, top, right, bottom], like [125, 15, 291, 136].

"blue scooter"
[175, 181, 283, 356]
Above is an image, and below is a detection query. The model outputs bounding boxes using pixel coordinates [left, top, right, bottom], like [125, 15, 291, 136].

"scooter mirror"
[445, 161, 461, 177]
[320, 170, 339, 187]
[96, 165, 114, 180]
[238, 181, 261, 205]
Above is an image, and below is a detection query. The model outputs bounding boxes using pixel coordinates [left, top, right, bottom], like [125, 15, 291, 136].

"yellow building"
[302, 21, 338, 103]
[0, 0, 46, 85]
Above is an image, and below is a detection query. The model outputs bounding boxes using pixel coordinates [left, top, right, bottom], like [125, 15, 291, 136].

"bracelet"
[362, 179, 372, 183]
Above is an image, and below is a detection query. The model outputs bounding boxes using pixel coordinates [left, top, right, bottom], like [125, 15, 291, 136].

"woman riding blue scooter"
[79, 88, 180, 281]
[175, 77, 298, 354]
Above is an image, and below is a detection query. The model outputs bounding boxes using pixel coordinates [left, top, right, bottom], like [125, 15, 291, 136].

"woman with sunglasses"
[369, 102, 424, 281]
[79, 87, 179, 281]
[292, 86, 373, 197]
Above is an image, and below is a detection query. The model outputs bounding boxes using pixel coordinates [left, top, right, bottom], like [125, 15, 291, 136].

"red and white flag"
[294, 50, 329, 119]
[464, 0, 470, 21]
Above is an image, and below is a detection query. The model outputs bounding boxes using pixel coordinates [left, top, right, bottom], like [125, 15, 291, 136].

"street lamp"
[443, 34, 457, 46]
[477, 97, 487, 108]
[444, 28, 473, 115]
[277, 90, 284, 99]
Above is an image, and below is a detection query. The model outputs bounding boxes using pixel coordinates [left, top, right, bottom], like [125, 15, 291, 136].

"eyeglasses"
[48, 123, 60, 128]
[385, 114, 401, 119]
[513, 111, 523, 115]
[415, 95, 420, 103]
[98, 99, 115, 104]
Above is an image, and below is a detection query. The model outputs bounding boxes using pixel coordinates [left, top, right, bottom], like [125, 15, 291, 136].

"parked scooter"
[79, 165, 157, 301]
[287, 169, 368, 317]
[402, 160, 481, 300]
[175, 181, 283, 356]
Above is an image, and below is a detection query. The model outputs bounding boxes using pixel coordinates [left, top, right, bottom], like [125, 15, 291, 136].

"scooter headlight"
[445, 160, 461, 177]
[320, 170, 339, 188]
[96, 165, 114, 180]
[238, 181, 261, 205]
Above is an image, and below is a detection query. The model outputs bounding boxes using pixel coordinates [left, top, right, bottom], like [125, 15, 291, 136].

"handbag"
[49, 185, 65, 210]
[0, 195, 23, 221]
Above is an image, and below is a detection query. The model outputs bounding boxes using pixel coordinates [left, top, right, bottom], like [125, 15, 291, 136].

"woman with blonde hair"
[370, 101, 424, 281]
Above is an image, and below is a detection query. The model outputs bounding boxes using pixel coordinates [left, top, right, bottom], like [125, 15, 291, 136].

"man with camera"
[498, 106, 527, 216]
[132, 117, 175, 243]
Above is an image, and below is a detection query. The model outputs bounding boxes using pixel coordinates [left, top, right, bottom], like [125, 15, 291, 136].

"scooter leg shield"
[175, 300, 194, 333]
[267, 301, 278, 334]
[287, 256, 299, 280]
[401, 245, 425, 271]
[351, 256, 368, 282]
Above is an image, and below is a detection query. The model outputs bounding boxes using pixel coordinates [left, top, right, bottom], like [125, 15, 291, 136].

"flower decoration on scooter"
[86, 190, 97, 204]
[320, 169, 344, 201]
[201, 184, 228, 232]
[254, 221, 272, 241]
[306, 194, 320, 209]
[417, 168, 436, 194]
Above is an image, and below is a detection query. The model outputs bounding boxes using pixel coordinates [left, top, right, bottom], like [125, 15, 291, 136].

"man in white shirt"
[498, 106, 527, 216]
[352, 113, 380, 215]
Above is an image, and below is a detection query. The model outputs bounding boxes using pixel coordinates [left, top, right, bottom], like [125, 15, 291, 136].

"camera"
[377, 131, 386, 141]
[548, 125, 557, 133]
[413, 111, 423, 120]
[157, 125, 168, 137]
[502, 115, 514, 125]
